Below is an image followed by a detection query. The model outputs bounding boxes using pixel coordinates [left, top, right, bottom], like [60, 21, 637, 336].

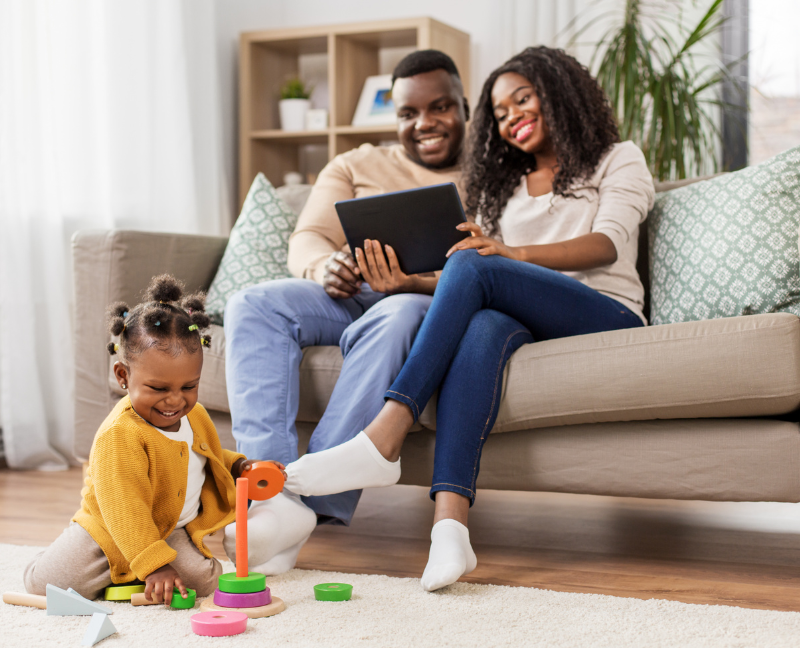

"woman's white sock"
[284, 431, 401, 497]
[251, 535, 310, 576]
[223, 490, 316, 570]
[420, 519, 477, 592]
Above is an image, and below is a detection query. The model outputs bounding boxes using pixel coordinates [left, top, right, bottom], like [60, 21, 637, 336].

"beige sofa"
[72, 182, 800, 503]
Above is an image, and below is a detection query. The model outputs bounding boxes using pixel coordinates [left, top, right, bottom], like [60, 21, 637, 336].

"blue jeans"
[225, 278, 432, 524]
[386, 250, 644, 504]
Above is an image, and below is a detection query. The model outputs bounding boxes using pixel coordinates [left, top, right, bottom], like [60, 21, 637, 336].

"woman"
[284, 47, 655, 591]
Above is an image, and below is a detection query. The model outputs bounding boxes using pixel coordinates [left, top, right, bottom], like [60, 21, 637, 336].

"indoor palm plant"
[279, 77, 313, 132]
[572, 0, 737, 180]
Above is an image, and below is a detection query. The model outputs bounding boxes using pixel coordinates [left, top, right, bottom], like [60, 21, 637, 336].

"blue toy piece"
[46, 584, 113, 616]
[81, 613, 117, 646]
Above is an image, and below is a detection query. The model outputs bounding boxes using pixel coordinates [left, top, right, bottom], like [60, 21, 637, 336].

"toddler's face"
[115, 346, 203, 431]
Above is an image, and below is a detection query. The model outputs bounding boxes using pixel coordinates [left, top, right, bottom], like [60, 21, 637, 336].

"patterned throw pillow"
[206, 173, 298, 325]
[648, 146, 800, 326]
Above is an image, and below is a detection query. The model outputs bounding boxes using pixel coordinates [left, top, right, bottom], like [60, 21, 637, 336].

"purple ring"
[213, 587, 271, 608]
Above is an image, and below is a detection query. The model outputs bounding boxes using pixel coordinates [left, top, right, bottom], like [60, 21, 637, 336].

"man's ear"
[463, 97, 470, 122]
[113, 361, 130, 389]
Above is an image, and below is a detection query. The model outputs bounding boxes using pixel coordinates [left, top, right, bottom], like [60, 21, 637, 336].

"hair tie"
[121, 324, 126, 333]
[159, 300, 168, 304]
[201, 338, 210, 346]
[113, 343, 119, 352]
[188, 324, 199, 331]
[155, 321, 161, 326]
[122, 311, 128, 318]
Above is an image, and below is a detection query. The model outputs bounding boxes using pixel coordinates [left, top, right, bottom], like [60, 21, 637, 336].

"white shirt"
[156, 417, 207, 528]
[496, 142, 655, 323]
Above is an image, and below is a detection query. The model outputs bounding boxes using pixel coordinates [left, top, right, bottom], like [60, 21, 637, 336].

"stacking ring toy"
[169, 587, 196, 609]
[314, 583, 353, 601]
[190, 610, 248, 637]
[104, 584, 145, 600]
[214, 588, 271, 608]
[218, 572, 266, 594]
[245, 461, 285, 501]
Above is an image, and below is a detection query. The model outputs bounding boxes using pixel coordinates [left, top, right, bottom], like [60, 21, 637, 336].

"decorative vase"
[279, 99, 311, 132]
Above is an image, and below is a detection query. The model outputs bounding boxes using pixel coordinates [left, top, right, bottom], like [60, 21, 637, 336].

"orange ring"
[245, 461, 285, 500]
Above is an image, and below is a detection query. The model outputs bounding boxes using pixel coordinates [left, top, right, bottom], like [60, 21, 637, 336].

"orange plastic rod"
[236, 477, 249, 578]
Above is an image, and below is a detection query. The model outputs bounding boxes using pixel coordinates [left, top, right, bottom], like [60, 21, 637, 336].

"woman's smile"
[511, 118, 537, 142]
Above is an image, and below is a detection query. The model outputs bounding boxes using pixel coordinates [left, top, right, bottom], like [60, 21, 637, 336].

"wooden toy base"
[200, 595, 286, 618]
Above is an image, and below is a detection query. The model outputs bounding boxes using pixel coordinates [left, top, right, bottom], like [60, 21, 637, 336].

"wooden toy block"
[2, 592, 47, 609]
[245, 461, 285, 501]
[191, 610, 248, 637]
[81, 613, 117, 646]
[314, 583, 353, 601]
[104, 584, 145, 601]
[218, 572, 266, 594]
[236, 477, 248, 578]
[199, 596, 285, 619]
[213, 587, 271, 608]
[130, 587, 195, 608]
[46, 585, 113, 616]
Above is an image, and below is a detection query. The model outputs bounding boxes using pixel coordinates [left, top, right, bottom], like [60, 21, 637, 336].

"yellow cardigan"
[73, 396, 245, 583]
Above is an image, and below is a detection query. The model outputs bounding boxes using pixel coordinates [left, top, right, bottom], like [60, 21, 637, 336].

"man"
[223, 50, 469, 574]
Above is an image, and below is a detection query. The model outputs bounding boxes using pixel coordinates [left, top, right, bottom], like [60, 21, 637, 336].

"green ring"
[218, 572, 267, 594]
[314, 583, 353, 601]
[169, 587, 196, 609]
[104, 584, 145, 600]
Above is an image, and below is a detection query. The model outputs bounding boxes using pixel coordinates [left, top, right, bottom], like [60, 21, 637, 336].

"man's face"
[393, 69, 467, 169]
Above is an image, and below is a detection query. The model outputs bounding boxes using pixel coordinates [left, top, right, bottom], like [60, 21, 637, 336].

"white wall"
[213, 0, 592, 218]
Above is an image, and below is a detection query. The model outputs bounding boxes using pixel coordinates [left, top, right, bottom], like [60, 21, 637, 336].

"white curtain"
[0, 0, 229, 469]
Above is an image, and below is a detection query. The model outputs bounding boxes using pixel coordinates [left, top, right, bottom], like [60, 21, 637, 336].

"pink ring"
[213, 587, 271, 608]
[190, 611, 248, 637]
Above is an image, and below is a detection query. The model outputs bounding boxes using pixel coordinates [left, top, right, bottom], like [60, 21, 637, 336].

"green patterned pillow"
[206, 173, 298, 325]
[648, 146, 800, 326]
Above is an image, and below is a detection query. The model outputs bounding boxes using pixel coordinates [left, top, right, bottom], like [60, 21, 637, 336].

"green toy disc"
[169, 587, 196, 609]
[104, 584, 145, 600]
[218, 572, 267, 594]
[314, 583, 353, 602]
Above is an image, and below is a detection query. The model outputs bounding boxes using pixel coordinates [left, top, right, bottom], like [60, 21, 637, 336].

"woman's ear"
[113, 361, 130, 390]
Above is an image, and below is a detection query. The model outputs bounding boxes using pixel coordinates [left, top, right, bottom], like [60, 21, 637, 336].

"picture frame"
[351, 74, 396, 127]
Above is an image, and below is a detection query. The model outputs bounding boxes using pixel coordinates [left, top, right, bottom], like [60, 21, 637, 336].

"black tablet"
[334, 182, 469, 275]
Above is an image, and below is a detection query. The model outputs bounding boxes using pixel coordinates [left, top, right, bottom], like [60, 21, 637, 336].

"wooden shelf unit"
[239, 17, 470, 205]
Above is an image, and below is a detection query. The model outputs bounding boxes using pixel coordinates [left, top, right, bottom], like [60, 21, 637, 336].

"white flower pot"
[279, 99, 311, 132]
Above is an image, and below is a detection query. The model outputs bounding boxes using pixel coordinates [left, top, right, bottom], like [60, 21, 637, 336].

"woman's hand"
[233, 458, 287, 481]
[355, 239, 417, 295]
[145, 564, 186, 606]
[446, 223, 522, 260]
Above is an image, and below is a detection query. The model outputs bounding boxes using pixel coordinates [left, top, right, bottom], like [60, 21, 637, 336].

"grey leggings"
[24, 522, 222, 600]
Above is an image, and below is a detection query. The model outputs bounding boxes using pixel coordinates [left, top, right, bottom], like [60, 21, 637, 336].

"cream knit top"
[498, 141, 655, 322]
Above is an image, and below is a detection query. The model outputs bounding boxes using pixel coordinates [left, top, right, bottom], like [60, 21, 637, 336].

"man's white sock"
[420, 519, 477, 592]
[223, 490, 316, 569]
[284, 431, 401, 497]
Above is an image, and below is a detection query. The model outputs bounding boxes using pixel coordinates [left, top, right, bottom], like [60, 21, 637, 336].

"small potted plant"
[279, 78, 312, 132]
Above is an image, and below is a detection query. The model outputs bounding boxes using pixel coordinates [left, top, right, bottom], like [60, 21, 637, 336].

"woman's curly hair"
[106, 274, 212, 361]
[464, 46, 620, 237]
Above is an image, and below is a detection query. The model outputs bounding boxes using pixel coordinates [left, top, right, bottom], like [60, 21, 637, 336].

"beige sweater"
[498, 141, 655, 322]
[288, 143, 463, 283]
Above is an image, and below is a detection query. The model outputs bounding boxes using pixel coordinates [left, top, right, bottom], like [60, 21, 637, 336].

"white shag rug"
[3, 544, 800, 647]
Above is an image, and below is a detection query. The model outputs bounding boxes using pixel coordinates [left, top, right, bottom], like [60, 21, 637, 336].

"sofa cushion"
[205, 174, 299, 325]
[648, 146, 800, 325]
[114, 312, 800, 431]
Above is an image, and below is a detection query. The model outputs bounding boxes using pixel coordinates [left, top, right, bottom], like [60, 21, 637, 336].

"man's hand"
[355, 239, 418, 295]
[233, 458, 287, 481]
[145, 564, 187, 607]
[322, 251, 362, 299]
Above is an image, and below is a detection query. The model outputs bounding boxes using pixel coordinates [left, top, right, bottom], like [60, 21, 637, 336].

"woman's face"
[491, 71, 551, 155]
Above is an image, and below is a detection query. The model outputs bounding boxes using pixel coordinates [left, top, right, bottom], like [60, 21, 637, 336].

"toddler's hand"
[237, 459, 287, 481]
[145, 564, 187, 606]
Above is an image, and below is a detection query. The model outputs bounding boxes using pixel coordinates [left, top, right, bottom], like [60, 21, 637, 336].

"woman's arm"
[446, 223, 617, 271]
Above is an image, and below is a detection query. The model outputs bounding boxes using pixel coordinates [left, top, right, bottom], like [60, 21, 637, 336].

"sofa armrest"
[72, 230, 228, 460]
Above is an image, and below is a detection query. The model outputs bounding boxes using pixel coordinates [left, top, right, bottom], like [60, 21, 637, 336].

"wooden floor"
[3, 466, 800, 612]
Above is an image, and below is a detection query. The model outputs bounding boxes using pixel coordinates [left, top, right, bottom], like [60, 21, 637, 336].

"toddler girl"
[23, 275, 281, 605]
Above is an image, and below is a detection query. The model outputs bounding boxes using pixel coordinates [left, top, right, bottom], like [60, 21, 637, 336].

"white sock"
[284, 431, 401, 497]
[222, 491, 316, 569]
[420, 519, 477, 592]
[251, 534, 310, 576]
